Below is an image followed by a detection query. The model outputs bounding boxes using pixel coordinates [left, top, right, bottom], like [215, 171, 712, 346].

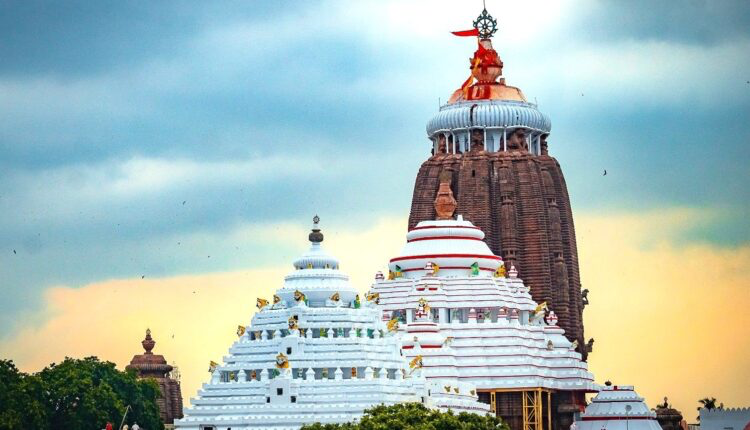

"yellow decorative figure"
[388, 271, 396, 280]
[470, 389, 476, 396]
[534, 301, 548, 315]
[256, 298, 269, 309]
[208, 360, 219, 373]
[275, 352, 290, 369]
[273, 294, 281, 304]
[366, 292, 380, 304]
[494, 265, 506, 278]
[329, 292, 340, 302]
[409, 355, 423, 369]
[236, 325, 246, 337]
[387, 318, 400, 332]
[453, 387, 460, 394]
[351, 367, 357, 378]
[444, 385, 451, 393]
[430, 262, 440, 276]
[288, 315, 298, 330]
[294, 290, 306, 303]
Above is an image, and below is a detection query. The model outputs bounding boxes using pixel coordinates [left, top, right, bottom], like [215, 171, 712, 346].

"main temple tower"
[409, 8, 587, 353]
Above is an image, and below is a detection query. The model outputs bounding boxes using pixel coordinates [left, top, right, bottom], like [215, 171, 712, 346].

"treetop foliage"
[0, 357, 164, 430]
[301, 402, 508, 430]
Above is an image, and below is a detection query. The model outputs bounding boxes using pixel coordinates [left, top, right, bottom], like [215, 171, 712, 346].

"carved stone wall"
[408, 149, 585, 351]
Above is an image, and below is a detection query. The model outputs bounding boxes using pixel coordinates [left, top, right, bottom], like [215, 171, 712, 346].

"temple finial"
[473, 7, 497, 39]
[434, 170, 457, 220]
[309, 215, 324, 243]
[142, 328, 155, 354]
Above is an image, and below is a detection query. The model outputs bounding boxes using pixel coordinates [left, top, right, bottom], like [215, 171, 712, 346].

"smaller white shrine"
[575, 385, 662, 430]
[176, 217, 488, 430]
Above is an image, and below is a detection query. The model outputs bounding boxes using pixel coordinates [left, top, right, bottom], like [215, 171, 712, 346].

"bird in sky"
[182, 200, 186, 205]
[603, 169, 607, 176]
[13, 249, 16, 254]
[141, 275, 145, 279]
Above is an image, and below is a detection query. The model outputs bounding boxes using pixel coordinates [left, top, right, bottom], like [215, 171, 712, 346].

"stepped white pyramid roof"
[369, 217, 596, 393]
[574, 385, 662, 430]
[176, 217, 488, 430]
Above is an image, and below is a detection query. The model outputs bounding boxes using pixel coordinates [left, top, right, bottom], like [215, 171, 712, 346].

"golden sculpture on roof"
[387, 318, 400, 332]
[294, 290, 306, 303]
[275, 353, 289, 369]
[256, 298, 269, 309]
[366, 292, 380, 304]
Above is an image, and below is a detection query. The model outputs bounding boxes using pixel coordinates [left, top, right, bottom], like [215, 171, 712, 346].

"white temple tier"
[372, 215, 596, 429]
[575, 385, 662, 430]
[176, 218, 488, 430]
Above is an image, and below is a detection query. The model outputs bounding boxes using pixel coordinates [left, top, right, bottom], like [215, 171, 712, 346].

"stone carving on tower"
[408, 7, 586, 353]
[126, 329, 184, 426]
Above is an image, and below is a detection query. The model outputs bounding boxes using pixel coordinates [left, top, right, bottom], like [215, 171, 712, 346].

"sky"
[1, 0, 748, 420]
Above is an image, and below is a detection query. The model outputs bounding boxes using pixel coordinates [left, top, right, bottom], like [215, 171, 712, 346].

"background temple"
[409, 23, 587, 353]
[126, 329, 184, 428]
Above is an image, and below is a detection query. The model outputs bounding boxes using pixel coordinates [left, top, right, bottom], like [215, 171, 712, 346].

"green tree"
[301, 402, 509, 430]
[697, 397, 724, 421]
[38, 356, 164, 430]
[0, 360, 48, 430]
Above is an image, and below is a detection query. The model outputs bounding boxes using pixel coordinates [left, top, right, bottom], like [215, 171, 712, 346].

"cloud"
[1, 210, 748, 416]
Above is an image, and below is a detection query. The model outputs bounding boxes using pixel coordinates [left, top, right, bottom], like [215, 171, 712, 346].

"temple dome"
[389, 216, 503, 278]
[279, 217, 358, 306]
[425, 38, 551, 153]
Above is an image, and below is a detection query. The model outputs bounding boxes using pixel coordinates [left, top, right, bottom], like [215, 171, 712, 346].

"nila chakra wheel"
[473, 8, 497, 39]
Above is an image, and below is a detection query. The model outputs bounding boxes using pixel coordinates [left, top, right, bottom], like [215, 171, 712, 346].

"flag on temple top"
[470, 262, 480, 276]
[452, 28, 479, 37]
[236, 325, 246, 337]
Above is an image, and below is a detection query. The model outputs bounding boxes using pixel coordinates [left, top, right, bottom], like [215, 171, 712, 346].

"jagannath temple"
[175, 6, 681, 430]
[408, 7, 588, 352]
[175, 218, 489, 430]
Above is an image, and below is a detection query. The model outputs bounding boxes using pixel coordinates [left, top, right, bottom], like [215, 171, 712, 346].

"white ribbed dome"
[389, 217, 502, 278]
[279, 220, 358, 306]
[426, 99, 551, 138]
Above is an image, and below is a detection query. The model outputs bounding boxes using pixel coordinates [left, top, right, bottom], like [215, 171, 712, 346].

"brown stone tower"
[126, 329, 184, 427]
[409, 13, 588, 355]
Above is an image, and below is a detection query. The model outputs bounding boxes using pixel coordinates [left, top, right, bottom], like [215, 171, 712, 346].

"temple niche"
[126, 329, 183, 428]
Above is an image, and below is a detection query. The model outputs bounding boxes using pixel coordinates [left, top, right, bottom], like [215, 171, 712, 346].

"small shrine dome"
[278, 216, 358, 306]
[575, 385, 662, 430]
[390, 216, 503, 278]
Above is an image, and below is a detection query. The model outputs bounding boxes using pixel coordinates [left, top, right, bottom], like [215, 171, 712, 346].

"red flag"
[451, 28, 479, 37]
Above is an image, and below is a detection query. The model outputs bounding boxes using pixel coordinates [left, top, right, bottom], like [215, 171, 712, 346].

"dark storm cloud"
[0, 1, 292, 77]
[573, 0, 750, 46]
